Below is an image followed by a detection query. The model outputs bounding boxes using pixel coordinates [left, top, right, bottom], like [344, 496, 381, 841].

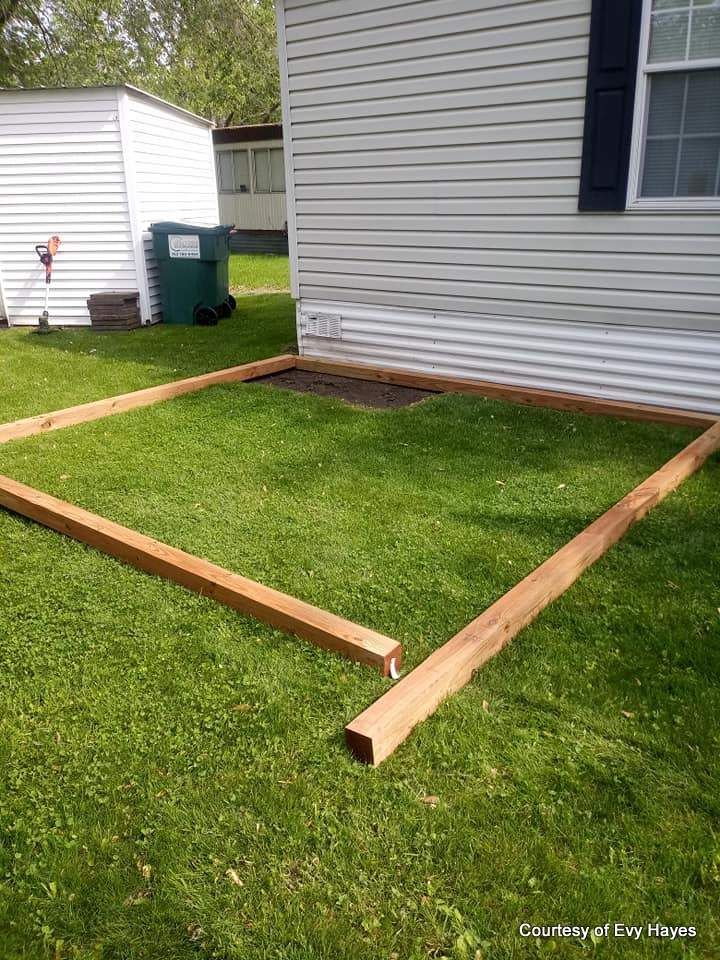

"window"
[216, 150, 250, 193]
[630, 0, 720, 206]
[252, 148, 285, 193]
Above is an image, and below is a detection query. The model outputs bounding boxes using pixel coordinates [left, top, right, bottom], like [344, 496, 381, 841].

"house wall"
[0, 87, 137, 326]
[125, 89, 219, 322]
[215, 139, 288, 232]
[277, 0, 720, 413]
[219, 191, 287, 232]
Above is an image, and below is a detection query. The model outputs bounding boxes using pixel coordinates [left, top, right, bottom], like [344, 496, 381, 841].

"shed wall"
[0, 88, 136, 326]
[125, 91, 219, 229]
[218, 193, 288, 232]
[278, 0, 720, 413]
[125, 90, 219, 323]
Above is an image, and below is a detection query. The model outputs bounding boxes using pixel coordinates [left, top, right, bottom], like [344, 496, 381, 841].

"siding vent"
[301, 311, 342, 339]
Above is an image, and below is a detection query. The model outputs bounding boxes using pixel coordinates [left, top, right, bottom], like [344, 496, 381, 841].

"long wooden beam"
[0, 354, 297, 445]
[0, 474, 401, 675]
[346, 420, 720, 765]
[296, 357, 716, 430]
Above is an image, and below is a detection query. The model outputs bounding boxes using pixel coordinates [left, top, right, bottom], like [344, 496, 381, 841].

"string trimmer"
[34, 235, 61, 334]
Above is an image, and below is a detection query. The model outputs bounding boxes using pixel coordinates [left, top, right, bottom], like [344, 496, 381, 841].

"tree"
[0, 0, 22, 27]
[0, 0, 280, 126]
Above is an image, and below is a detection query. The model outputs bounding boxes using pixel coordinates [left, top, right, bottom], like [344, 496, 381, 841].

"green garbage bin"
[150, 221, 236, 325]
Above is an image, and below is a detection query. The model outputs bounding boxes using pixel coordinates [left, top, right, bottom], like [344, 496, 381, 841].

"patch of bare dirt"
[255, 368, 437, 409]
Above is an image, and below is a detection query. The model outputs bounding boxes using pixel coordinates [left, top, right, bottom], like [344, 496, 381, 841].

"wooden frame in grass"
[0, 353, 718, 765]
[0, 354, 401, 676]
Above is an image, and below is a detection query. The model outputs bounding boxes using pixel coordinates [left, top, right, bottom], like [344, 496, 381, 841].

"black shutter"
[578, 0, 643, 212]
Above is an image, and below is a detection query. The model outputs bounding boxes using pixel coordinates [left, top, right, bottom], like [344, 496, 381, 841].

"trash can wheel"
[194, 305, 218, 326]
[227, 294, 237, 310]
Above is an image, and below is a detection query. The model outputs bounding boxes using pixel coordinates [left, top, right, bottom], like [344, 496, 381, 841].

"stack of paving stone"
[87, 291, 141, 331]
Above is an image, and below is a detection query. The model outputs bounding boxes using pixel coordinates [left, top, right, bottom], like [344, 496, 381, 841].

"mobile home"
[275, 0, 720, 414]
[0, 84, 218, 326]
[213, 123, 289, 253]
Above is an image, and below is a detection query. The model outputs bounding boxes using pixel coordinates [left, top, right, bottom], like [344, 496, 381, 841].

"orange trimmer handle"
[35, 237, 60, 283]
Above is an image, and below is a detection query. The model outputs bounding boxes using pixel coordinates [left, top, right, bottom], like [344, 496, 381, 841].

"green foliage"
[0, 0, 279, 125]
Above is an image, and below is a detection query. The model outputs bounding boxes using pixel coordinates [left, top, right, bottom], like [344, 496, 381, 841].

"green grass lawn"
[0, 290, 295, 424]
[229, 254, 290, 294]
[0, 290, 719, 959]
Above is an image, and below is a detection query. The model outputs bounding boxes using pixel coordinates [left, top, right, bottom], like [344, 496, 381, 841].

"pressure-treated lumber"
[346, 420, 720, 765]
[0, 474, 401, 675]
[0, 354, 297, 445]
[297, 357, 716, 430]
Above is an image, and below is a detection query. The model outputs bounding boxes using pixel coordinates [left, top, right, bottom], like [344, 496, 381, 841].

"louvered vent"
[300, 311, 342, 339]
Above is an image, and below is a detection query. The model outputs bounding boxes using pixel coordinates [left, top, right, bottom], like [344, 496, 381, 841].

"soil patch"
[255, 368, 437, 409]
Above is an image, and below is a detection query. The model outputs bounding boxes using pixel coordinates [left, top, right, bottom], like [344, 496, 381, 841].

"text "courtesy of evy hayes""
[518, 923, 697, 943]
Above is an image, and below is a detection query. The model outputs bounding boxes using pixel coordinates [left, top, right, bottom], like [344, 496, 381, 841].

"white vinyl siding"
[125, 91, 219, 229]
[0, 86, 216, 327]
[298, 299, 720, 414]
[278, 0, 720, 412]
[125, 90, 218, 324]
[143, 233, 163, 323]
[0, 88, 136, 326]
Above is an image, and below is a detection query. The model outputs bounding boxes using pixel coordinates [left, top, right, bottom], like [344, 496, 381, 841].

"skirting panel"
[297, 299, 720, 415]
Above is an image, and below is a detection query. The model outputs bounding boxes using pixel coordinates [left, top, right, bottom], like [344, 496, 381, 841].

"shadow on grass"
[1, 377, 704, 660]
[12, 294, 297, 383]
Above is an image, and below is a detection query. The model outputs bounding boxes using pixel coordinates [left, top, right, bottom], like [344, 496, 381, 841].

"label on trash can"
[168, 234, 200, 259]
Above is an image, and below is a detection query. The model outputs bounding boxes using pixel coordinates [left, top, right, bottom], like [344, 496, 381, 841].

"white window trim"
[216, 146, 252, 195]
[627, 0, 720, 211]
[251, 149, 267, 194]
[252, 147, 286, 194]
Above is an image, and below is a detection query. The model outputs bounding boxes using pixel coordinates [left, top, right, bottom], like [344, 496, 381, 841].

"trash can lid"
[150, 221, 234, 235]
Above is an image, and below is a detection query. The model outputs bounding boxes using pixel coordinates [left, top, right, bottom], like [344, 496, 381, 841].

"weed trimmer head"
[34, 235, 61, 334]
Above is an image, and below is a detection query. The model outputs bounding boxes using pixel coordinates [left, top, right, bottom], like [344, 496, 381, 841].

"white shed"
[275, 0, 720, 415]
[0, 84, 219, 327]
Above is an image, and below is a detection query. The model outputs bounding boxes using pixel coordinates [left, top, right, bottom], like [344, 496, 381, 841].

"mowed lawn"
[0, 259, 293, 425]
[229, 253, 290, 294]
[1, 273, 719, 959]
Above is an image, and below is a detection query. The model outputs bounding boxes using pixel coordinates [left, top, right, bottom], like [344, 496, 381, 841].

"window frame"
[252, 147, 286, 194]
[216, 147, 251, 195]
[627, 0, 720, 211]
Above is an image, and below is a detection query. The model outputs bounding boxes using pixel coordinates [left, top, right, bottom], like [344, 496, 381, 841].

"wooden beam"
[0, 474, 401, 675]
[0, 354, 297, 445]
[346, 420, 720, 765]
[296, 357, 716, 430]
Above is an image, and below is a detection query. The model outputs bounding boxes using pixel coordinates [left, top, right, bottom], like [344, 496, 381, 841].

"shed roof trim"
[212, 123, 283, 144]
[0, 83, 213, 126]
